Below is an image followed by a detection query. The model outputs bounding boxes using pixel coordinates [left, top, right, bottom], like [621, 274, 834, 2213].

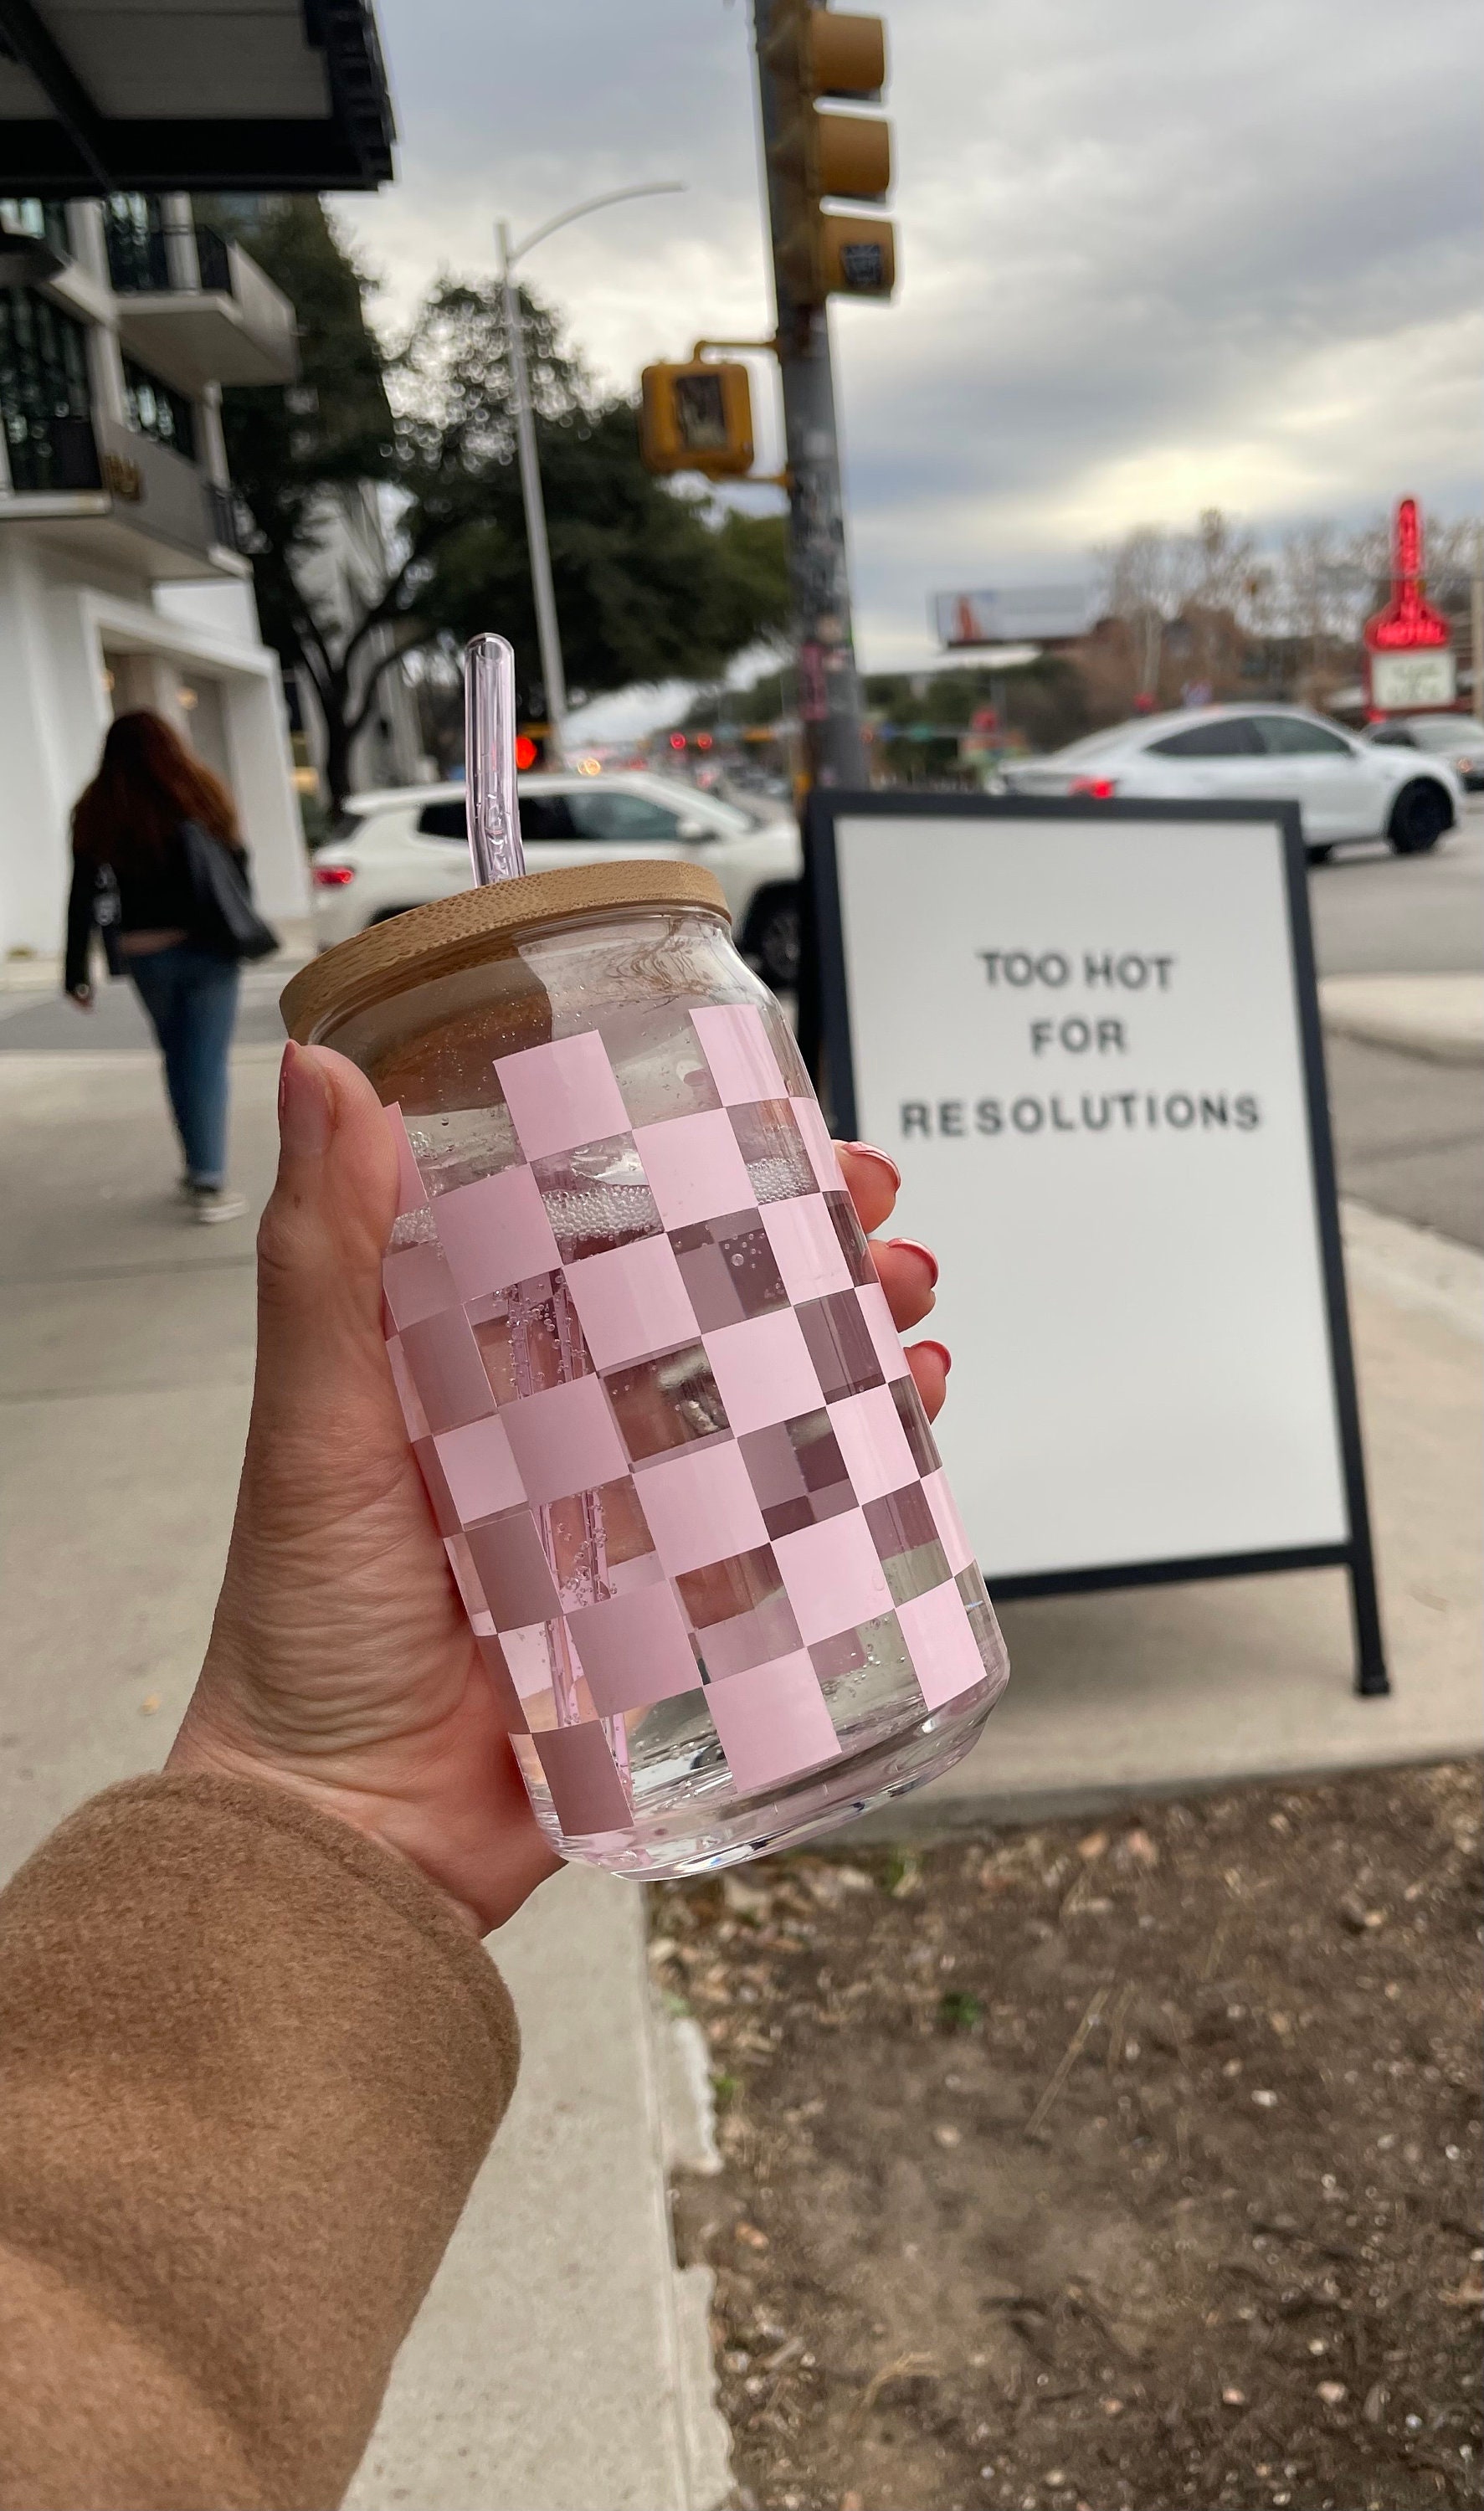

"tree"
[1094, 508, 1262, 706]
[214, 217, 790, 806]
[208, 198, 402, 807]
[393, 279, 789, 720]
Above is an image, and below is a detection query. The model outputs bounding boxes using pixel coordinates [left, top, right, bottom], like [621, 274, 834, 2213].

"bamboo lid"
[280, 859, 732, 1045]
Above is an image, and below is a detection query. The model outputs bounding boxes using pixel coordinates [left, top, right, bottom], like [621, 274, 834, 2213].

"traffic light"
[639, 357, 755, 479]
[516, 726, 547, 769]
[763, 2, 895, 304]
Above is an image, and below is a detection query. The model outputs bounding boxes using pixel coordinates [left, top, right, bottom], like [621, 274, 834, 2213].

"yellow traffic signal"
[639, 358, 756, 479]
[765, 2, 895, 305]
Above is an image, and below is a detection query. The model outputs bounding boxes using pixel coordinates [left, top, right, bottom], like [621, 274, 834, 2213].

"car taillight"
[1069, 775, 1118, 799]
[313, 864, 356, 887]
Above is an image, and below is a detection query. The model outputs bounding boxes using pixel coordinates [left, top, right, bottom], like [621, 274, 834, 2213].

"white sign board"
[807, 800, 1379, 1684]
[1368, 650, 1456, 711]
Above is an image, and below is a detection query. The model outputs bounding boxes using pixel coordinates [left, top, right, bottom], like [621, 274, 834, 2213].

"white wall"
[0, 542, 89, 958]
[0, 547, 309, 958]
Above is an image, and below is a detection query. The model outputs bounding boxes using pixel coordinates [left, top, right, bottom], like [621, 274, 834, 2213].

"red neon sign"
[1363, 498, 1449, 653]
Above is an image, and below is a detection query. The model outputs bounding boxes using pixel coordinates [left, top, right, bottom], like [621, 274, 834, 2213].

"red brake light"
[514, 734, 539, 771]
[1069, 776, 1118, 799]
[669, 732, 687, 751]
[313, 863, 356, 886]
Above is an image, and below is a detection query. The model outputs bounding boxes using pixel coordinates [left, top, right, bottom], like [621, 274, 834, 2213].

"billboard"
[932, 586, 1100, 649]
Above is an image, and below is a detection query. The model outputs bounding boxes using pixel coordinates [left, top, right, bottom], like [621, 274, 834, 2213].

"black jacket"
[64, 824, 249, 994]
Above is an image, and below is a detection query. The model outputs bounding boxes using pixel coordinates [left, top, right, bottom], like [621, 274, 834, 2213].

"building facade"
[0, 192, 310, 958]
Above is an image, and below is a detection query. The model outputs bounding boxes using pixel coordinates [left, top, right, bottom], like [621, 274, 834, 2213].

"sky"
[333, 0, 1481, 723]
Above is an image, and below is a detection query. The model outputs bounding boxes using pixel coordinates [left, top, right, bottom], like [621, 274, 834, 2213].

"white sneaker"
[187, 1186, 248, 1225]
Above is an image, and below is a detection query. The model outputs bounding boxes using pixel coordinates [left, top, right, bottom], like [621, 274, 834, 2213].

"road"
[1307, 804, 1484, 975]
[1307, 804, 1482, 1247]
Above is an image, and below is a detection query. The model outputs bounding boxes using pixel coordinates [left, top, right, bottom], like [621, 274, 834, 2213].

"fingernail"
[278, 1040, 333, 1158]
[840, 1140, 902, 1189]
[916, 1339, 952, 1373]
[886, 1235, 939, 1288]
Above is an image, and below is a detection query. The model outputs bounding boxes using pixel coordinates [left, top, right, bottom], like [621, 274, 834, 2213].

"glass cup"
[282, 860, 1007, 1875]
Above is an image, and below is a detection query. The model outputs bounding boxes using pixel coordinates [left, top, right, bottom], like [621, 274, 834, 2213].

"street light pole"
[497, 182, 685, 768]
[497, 222, 568, 763]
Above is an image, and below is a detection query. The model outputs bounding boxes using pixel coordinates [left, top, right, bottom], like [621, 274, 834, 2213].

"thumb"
[253, 1041, 399, 1431]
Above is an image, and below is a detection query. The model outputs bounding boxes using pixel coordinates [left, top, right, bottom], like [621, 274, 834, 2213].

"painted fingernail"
[886, 1235, 939, 1287]
[278, 1040, 333, 1158]
[840, 1141, 902, 1189]
[915, 1340, 953, 1373]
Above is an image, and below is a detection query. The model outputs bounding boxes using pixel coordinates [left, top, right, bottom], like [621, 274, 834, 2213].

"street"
[1310, 805, 1483, 1246]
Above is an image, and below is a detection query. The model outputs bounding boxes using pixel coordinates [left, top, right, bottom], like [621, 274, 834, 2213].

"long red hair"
[72, 711, 239, 865]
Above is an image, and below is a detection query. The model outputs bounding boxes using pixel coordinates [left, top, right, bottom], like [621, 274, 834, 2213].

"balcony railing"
[194, 224, 232, 294]
[104, 201, 236, 300]
[203, 477, 239, 550]
[3, 403, 239, 565]
[3, 411, 101, 495]
[102, 205, 298, 388]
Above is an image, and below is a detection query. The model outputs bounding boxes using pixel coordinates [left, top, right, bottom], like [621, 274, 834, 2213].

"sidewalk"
[0, 1034, 1477, 2508]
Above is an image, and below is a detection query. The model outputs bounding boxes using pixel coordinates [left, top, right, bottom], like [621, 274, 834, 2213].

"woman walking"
[65, 711, 271, 1223]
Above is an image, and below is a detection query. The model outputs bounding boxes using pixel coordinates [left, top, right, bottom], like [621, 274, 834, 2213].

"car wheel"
[746, 887, 802, 988]
[1307, 845, 1334, 865]
[1388, 781, 1452, 855]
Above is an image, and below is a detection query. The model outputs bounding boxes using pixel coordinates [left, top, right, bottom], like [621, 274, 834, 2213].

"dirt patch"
[653, 1761, 1482, 2511]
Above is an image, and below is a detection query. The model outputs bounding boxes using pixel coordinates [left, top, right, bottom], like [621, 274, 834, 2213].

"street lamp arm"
[496, 175, 685, 768]
[508, 181, 686, 268]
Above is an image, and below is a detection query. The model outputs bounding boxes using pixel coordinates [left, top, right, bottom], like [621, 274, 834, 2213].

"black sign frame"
[803, 790, 1387, 1697]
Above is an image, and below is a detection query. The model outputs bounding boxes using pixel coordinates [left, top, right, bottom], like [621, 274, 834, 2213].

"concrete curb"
[1341, 1196, 1483, 1341]
[1320, 973, 1484, 1065]
[652, 2006, 733, 2511]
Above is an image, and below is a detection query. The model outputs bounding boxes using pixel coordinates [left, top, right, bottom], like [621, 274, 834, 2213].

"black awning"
[0, 0, 395, 193]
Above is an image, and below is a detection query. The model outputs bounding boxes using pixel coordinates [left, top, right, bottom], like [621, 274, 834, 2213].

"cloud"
[340, 0, 1482, 671]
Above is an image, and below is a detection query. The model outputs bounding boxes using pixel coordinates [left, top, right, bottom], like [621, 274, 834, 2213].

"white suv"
[1004, 703, 1461, 860]
[311, 771, 805, 982]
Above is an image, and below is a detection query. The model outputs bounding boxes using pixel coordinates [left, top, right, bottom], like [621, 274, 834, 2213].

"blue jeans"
[130, 946, 240, 1189]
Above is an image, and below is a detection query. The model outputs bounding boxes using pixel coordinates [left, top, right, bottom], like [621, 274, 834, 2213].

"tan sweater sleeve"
[0, 1774, 521, 2511]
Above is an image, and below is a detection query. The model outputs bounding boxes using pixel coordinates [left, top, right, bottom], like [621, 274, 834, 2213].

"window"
[1253, 716, 1353, 757]
[122, 358, 197, 461]
[1147, 718, 1262, 758]
[1367, 726, 1416, 749]
[0, 198, 69, 259]
[0, 288, 95, 492]
[417, 799, 469, 840]
[564, 789, 686, 844]
[514, 793, 580, 844]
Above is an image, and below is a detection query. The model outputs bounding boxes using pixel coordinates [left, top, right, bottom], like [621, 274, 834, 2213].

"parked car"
[1364, 711, 1484, 792]
[1003, 704, 1461, 860]
[311, 771, 804, 981]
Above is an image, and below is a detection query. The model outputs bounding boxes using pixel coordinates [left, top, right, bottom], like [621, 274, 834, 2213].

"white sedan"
[1004, 704, 1461, 860]
[311, 771, 804, 981]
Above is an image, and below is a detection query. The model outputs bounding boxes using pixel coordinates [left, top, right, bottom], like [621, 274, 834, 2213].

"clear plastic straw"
[464, 632, 526, 886]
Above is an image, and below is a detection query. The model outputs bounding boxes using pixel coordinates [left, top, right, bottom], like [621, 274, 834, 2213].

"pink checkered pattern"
[381, 1004, 1004, 1841]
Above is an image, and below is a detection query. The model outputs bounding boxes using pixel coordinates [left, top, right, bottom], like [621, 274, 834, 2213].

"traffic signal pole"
[752, 0, 870, 790]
